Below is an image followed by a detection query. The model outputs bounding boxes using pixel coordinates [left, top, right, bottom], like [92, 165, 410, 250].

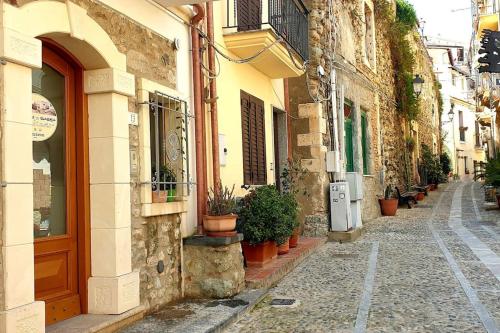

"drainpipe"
[284, 78, 292, 161]
[206, 2, 221, 190]
[191, 4, 206, 234]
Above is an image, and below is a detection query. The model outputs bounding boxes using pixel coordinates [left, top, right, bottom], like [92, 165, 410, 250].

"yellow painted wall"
[209, 1, 286, 197]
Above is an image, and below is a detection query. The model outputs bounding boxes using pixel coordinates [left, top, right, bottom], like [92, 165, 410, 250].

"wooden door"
[33, 45, 83, 325]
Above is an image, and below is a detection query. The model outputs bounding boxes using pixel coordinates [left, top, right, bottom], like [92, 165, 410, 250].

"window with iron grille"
[149, 91, 191, 202]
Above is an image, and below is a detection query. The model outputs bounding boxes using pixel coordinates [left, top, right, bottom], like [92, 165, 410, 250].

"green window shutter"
[345, 118, 354, 172]
[361, 113, 368, 175]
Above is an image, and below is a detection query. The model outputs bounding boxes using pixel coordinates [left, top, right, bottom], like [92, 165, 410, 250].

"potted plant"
[379, 185, 398, 216]
[279, 161, 307, 248]
[162, 165, 177, 202]
[238, 186, 282, 266]
[483, 155, 500, 208]
[203, 184, 237, 237]
[274, 192, 298, 255]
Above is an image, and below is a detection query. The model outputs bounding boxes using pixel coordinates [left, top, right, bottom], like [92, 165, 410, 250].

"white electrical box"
[329, 182, 352, 232]
[346, 172, 363, 201]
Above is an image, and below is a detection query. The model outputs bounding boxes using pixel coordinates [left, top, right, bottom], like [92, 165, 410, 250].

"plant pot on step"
[203, 214, 237, 234]
[379, 198, 398, 216]
[241, 240, 278, 267]
[416, 192, 425, 201]
[278, 239, 290, 255]
[289, 228, 300, 248]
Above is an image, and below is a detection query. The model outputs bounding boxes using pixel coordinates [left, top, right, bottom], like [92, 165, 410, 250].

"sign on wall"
[32, 93, 58, 141]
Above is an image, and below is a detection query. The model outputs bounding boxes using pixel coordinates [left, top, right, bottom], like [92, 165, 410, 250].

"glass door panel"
[32, 63, 67, 238]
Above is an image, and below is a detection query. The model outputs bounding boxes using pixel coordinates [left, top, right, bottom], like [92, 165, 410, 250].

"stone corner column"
[84, 68, 140, 315]
[296, 102, 330, 237]
[0, 28, 45, 332]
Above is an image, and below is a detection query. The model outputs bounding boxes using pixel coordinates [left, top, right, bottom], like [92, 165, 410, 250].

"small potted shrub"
[203, 184, 237, 236]
[151, 165, 177, 203]
[379, 185, 398, 216]
[238, 186, 281, 266]
[483, 156, 500, 208]
[276, 192, 299, 254]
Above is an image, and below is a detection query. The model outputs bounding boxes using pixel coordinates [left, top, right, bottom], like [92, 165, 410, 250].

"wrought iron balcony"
[224, 0, 309, 61]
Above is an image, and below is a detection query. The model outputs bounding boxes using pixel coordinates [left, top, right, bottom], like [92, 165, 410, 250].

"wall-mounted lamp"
[413, 74, 424, 98]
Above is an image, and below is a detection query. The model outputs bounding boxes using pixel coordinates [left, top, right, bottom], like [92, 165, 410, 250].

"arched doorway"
[32, 41, 89, 325]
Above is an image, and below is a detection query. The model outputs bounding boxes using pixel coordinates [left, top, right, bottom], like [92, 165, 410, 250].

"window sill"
[141, 200, 188, 217]
[363, 174, 375, 178]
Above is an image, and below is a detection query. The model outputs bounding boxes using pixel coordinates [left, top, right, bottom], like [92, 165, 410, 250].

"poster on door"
[32, 93, 58, 141]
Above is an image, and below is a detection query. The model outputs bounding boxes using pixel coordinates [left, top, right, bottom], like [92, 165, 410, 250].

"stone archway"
[0, 1, 138, 331]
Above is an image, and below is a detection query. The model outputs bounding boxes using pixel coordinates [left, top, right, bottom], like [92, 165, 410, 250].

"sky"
[407, 0, 473, 46]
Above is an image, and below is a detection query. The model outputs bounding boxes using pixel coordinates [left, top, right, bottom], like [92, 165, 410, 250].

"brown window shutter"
[237, 0, 262, 32]
[241, 91, 252, 184]
[254, 97, 267, 184]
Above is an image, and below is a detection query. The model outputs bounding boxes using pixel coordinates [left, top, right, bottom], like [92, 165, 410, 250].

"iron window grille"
[147, 91, 193, 201]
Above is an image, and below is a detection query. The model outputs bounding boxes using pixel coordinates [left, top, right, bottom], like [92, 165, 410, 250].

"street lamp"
[413, 75, 425, 98]
[448, 104, 455, 122]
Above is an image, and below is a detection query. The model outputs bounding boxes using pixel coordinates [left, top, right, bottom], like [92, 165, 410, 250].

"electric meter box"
[329, 182, 353, 232]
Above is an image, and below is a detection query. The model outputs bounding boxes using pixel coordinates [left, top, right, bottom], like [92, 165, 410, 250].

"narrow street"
[229, 182, 500, 332]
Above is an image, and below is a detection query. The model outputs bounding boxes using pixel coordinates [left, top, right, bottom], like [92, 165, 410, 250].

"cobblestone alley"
[229, 182, 500, 332]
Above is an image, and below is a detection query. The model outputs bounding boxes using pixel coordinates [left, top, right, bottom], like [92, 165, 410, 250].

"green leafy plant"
[152, 164, 177, 191]
[207, 183, 236, 216]
[421, 144, 445, 185]
[484, 155, 500, 188]
[237, 185, 296, 245]
[440, 153, 452, 177]
[396, 0, 418, 28]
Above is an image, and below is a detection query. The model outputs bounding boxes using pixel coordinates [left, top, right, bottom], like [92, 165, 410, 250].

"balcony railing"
[224, 0, 309, 61]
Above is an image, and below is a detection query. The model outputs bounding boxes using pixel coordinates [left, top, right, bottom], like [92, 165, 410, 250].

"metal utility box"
[346, 172, 363, 201]
[329, 182, 352, 232]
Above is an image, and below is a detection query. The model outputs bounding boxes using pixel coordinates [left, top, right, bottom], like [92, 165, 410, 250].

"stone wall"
[183, 242, 245, 299]
[8, 0, 183, 312]
[289, 0, 440, 232]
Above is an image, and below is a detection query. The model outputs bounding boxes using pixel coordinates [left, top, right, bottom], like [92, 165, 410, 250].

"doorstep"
[245, 237, 327, 290]
[328, 227, 364, 243]
[46, 305, 145, 333]
[118, 289, 267, 333]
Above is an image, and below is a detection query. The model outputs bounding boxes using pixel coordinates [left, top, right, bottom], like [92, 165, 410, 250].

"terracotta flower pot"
[289, 229, 300, 248]
[429, 184, 437, 191]
[379, 198, 398, 216]
[241, 240, 278, 267]
[152, 190, 167, 203]
[278, 239, 290, 255]
[203, 214, 237, 232]
[416, 192, 425, 201]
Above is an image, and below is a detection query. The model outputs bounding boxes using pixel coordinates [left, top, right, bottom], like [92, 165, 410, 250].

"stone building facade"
[0, 0, 208, 331]
[289, 0, 441, 236]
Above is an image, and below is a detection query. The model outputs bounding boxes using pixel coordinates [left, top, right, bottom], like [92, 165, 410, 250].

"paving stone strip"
[428, 184, 499, 333]
[353, 241, 379, 333]
[450, 183, 500, 281]
[482, 226, 500, 242]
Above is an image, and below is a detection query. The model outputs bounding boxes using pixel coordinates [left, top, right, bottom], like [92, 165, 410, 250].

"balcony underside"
[223, 29, 304, 79]
[477, 13, 499, 39]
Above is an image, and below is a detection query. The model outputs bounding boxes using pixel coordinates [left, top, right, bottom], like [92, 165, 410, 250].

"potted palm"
[203, 184, 237, 237]
[379, 185, 398, 216]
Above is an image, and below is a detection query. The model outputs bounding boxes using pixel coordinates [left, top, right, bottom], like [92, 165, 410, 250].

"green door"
[345, 118, 354, 172]
[361, 113, 368, 175]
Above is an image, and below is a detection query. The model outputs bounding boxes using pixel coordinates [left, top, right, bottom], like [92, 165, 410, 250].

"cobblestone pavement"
[229, 182, 500, 333]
